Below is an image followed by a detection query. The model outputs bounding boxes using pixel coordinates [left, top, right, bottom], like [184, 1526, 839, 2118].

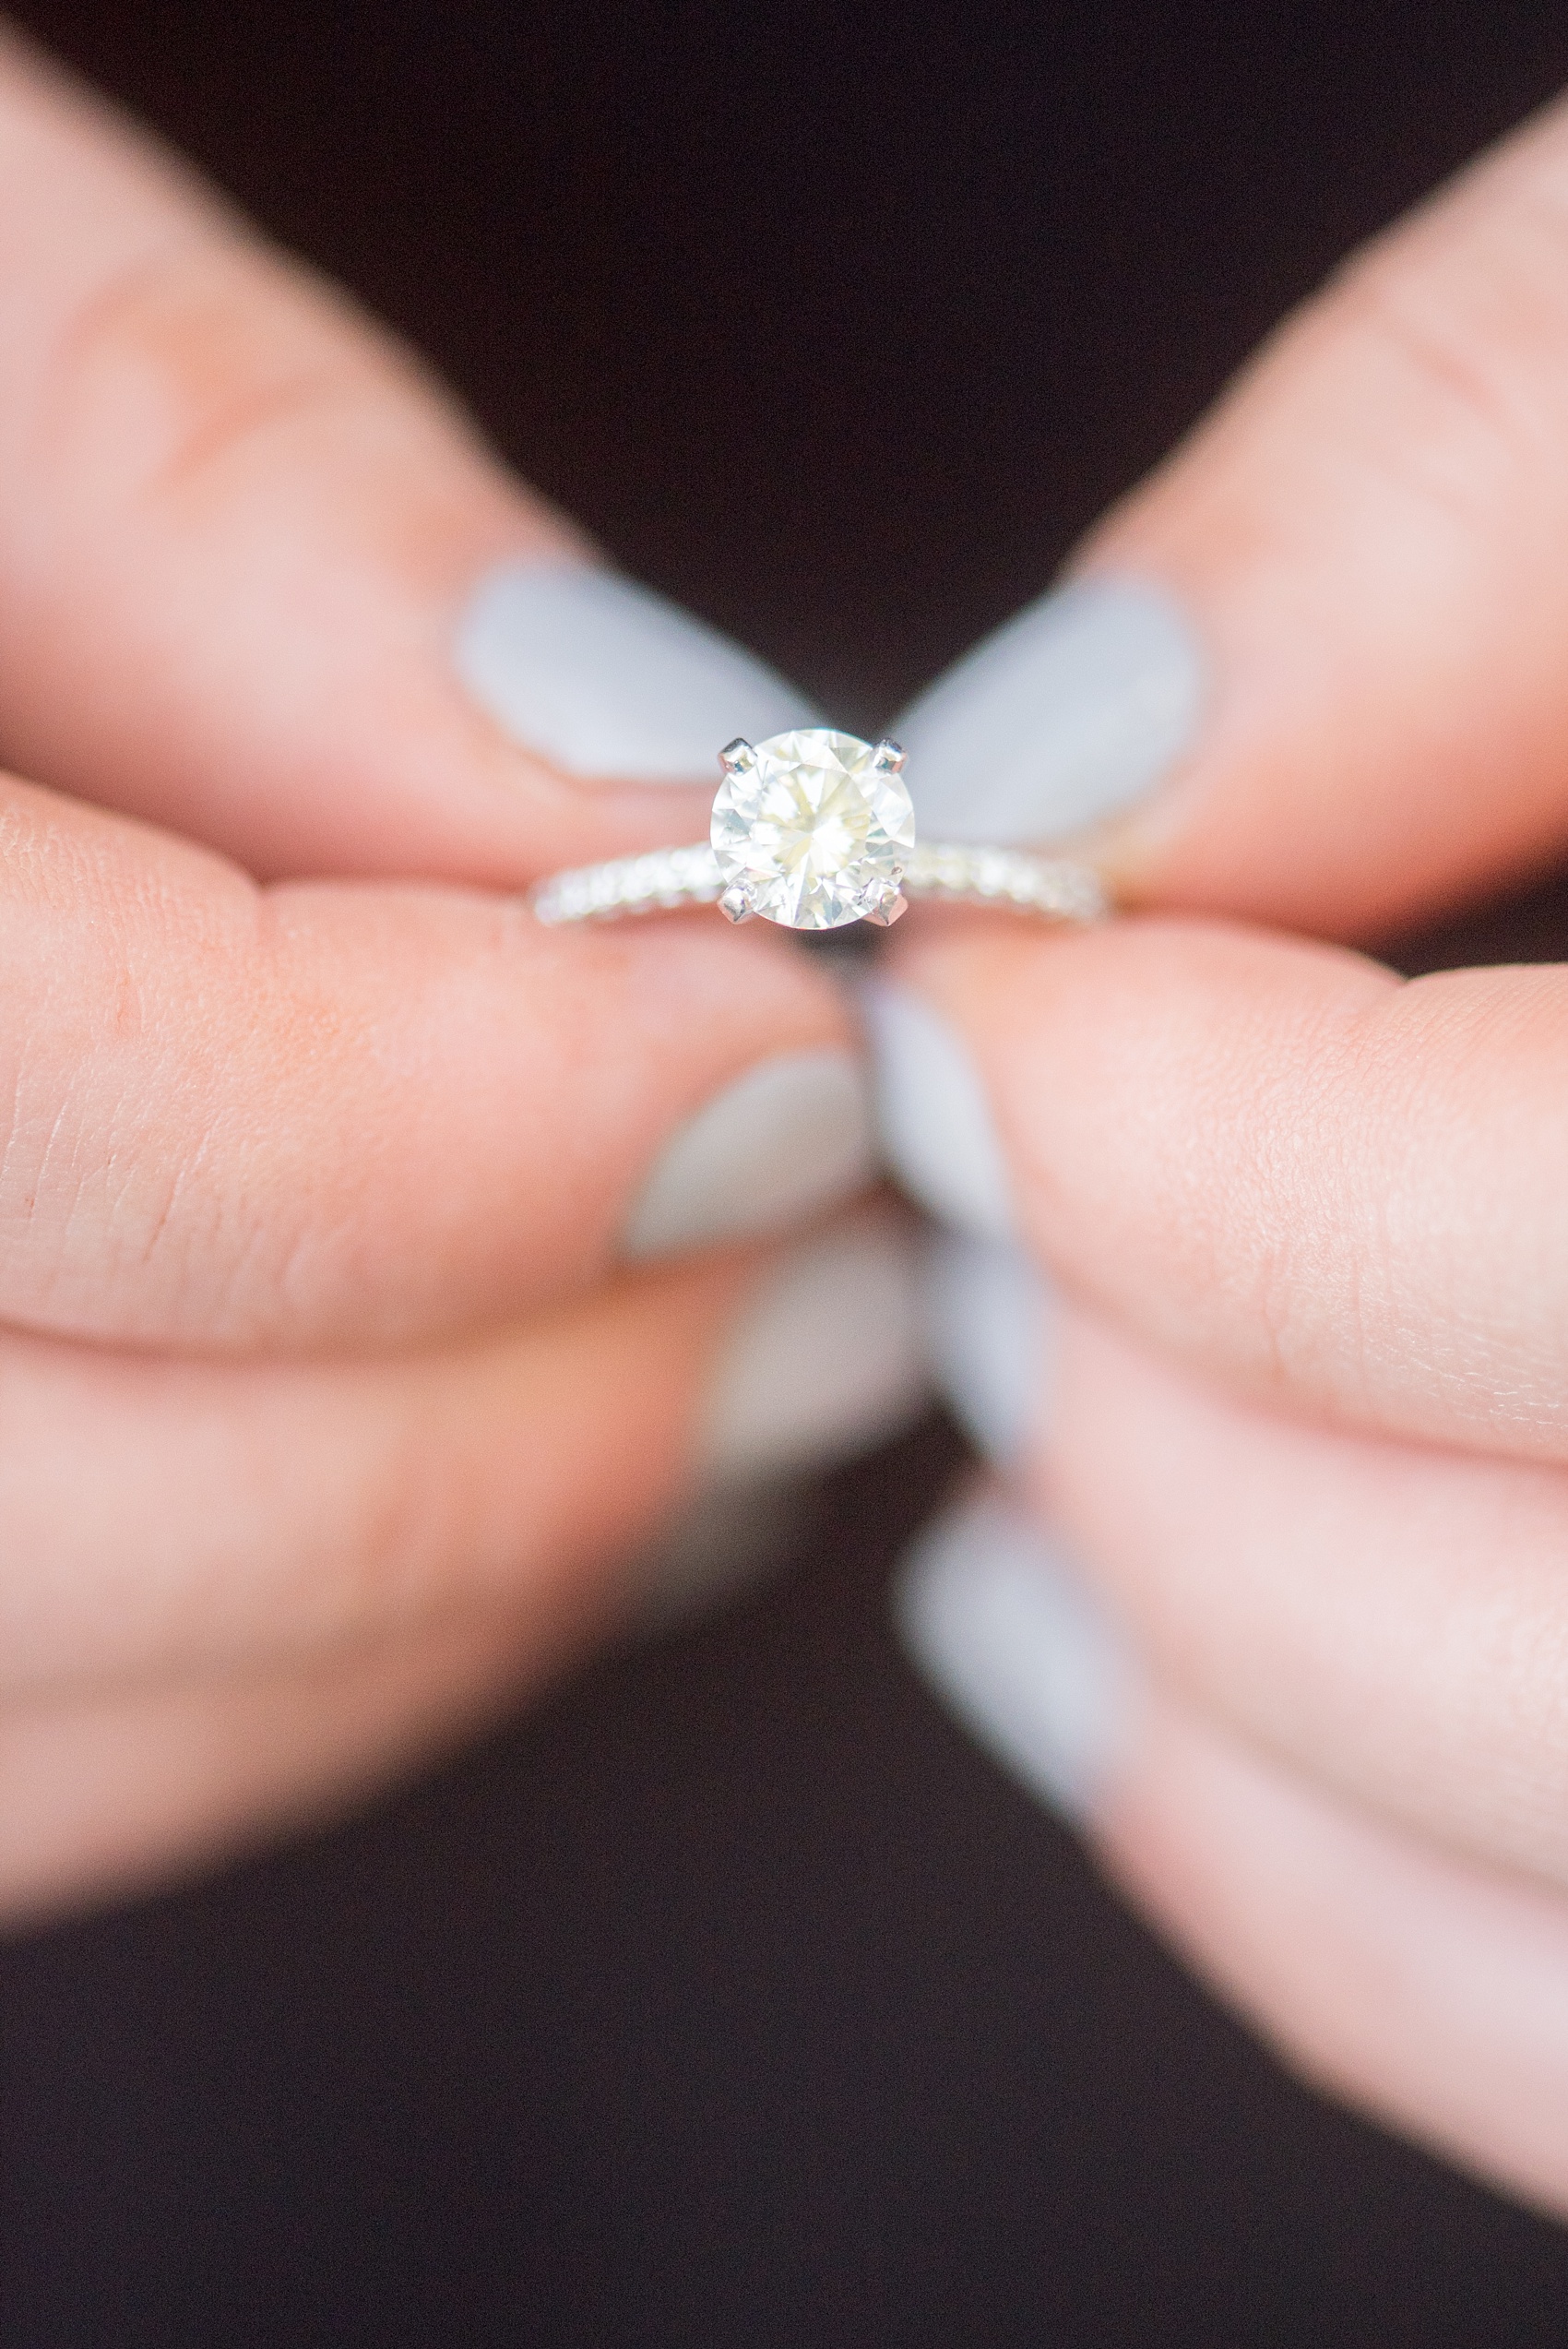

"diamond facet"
[710, 728, 918, 930]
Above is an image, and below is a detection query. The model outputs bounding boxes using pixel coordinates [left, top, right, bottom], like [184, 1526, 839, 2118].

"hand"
[0, 32, 915, 1922]
[873, 95, 1568, 2214]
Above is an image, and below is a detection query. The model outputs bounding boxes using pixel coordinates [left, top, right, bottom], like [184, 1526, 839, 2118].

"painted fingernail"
[895, 1487, 1133, 1822]
[700, 1205, 928, 1484]
[861, 982, 1014, 1241]
[455, 561, 822, 781]
[894, 576, 1204, 843]
[622, 1047, 878, 1261]
[924, 1228, 1053, 1462]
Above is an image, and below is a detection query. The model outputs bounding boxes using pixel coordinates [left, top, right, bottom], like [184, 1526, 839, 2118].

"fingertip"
[695, 1202, 929, 1486]
[894, 1484, 1137, 1826]
[861, 975, 1017, 1241]
[619, 1045, 878, 1262]
[894, 574, 1206, 849]
[455, 561, 823, 786]
[0, 47, 829, 886]
[897, 92, 1568, 939]
[921, 1225, 1055, 1465]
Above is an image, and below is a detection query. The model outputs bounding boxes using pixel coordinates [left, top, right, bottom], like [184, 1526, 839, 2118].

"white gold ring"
[530, 727, 1109, 933]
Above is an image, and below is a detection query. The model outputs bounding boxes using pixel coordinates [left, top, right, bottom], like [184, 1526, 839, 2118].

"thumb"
[0, 30, 814, 888]
[896, 91, 1568, 942]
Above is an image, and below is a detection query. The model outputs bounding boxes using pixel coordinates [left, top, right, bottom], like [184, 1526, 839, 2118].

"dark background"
[6, 5, 1568, 2343]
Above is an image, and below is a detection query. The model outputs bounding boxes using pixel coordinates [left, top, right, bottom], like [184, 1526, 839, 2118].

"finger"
[1099, 1685, 1568, 2224]
[0, 1247, 741, 1693]
[1035, 1298, 1568, 1892]
[0, 772, 876, 1349]
[897, 90, 1568, 939]
[0, 1598, 550, 1925]
[897, 1491, 1568, 2221]
[0, 1200, 925, 1923]
[0, 1200, 922, 1689]
[873, 919, 1568, 1464]
[0, 28, 813, 881]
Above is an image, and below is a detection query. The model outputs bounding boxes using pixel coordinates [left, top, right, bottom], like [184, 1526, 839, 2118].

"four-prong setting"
[533, 747, 1107, 930]
[709, 727, 917, 932]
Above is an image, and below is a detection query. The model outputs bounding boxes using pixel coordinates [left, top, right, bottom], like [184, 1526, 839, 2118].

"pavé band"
[530, 729, 1109, 934]
[532, 836, 1107, 927]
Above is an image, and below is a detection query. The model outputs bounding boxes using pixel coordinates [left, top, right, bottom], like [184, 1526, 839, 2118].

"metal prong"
[719, 885, 756, 924]
[871, 738, 907, 774]
[719, 738, 757, 774]
[863, 889, 909, 928]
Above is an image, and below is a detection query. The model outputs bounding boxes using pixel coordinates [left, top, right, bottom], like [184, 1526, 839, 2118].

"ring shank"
[531, 844, 726, 925]
[531, 841, 1107, 926]
[902, 840, 1107, 922]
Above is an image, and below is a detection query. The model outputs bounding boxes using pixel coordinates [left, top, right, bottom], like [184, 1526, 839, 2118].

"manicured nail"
[623, 1047, 878, 1260]
[923, 1228, 1053, 1462]
[861, 982, 1014, 1241]
[455, 561, 822, 781]
[631, 1208, 926, 1626]
[894, 576, 1204, 843]
[700, 1205, 928, 1484]
[895, 1487, 1133, 1822]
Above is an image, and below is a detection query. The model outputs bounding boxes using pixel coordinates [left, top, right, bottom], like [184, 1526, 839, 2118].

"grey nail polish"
[456, 561, 822, 781]
[861, 982, 1015, 1242]
[924, 1228, 1053, 1462]
[629, 1210, 928, 1628]
[699, 1207, 929, 1485]
[893, 576, 1205, 843]
[895, 1488, 1132, 1822]
[622, 1048, 879, 1261]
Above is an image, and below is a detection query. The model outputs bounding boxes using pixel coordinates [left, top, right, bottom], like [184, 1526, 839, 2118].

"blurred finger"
[0, 1248, 740, 1692]
[1101, 1688, 1568, 2224]
[1039, 1301, 1568, 1892]
[0, 1598, 550, 1925]
[0, 1204, 924, 1691]
[0, 28, 814, 882]
[898, 1488, 1568, 2221]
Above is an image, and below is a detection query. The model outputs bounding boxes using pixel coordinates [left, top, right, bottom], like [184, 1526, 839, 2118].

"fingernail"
[895, 1487, 1133, 1822]
[894, 576, 1204, 843]
[700, 1206, 929, 1484]
[861, 982, 1014, 1241]
[923, 1228, 1054, 1462]
[622, 1047, 878, 1261]
[455, 561, 822, 781]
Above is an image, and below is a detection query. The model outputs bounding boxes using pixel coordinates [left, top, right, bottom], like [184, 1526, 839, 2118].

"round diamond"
[710, 728, 917, 930]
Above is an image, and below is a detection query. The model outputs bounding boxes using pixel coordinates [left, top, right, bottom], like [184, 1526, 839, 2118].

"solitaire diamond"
[711, 728, 917, 930]
[530, 727, 1108, 931]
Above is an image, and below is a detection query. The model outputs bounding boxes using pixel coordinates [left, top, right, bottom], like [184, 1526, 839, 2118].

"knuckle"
[1330, 192, 1568, 538]
[31, 245, 386, 518]
[333, 1413, 501, 1639]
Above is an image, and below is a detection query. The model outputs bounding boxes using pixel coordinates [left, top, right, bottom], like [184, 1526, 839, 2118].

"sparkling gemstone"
[710, 728, 917, 930]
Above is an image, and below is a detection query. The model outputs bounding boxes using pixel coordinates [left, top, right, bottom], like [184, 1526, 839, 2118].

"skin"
[0, 30, 862, 1920]
[12, 16, 1568, 2225]
[886, 93, 1568, 2215]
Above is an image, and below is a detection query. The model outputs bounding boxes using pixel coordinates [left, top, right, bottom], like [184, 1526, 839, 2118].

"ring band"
[531, 837, 1107, 927]
[530, 729, 1109, 934]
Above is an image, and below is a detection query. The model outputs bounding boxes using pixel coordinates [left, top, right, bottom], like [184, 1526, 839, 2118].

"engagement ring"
[531, 728, 1109, 932]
